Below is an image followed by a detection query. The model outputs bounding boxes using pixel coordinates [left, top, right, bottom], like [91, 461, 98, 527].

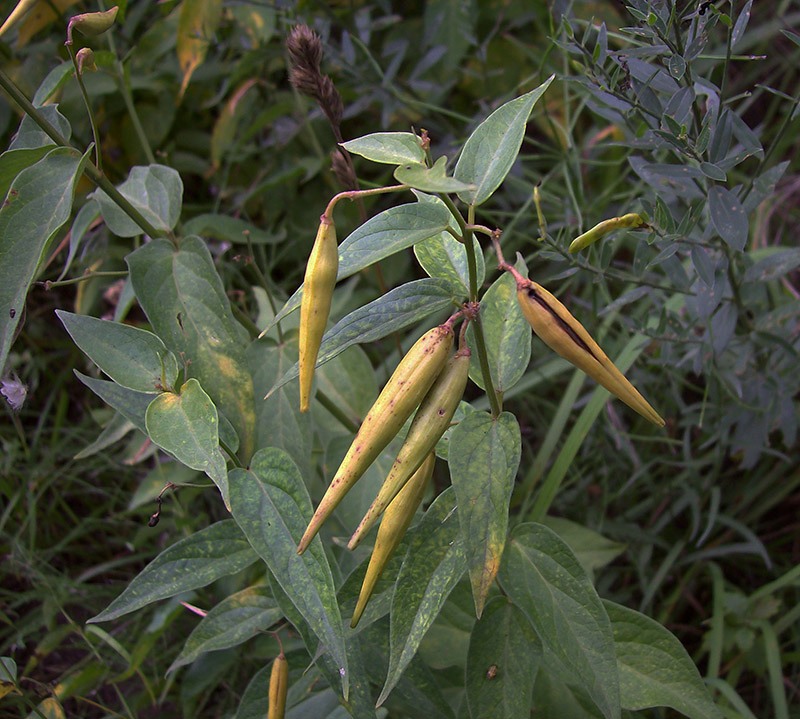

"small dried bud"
[76, 47, 97, 74]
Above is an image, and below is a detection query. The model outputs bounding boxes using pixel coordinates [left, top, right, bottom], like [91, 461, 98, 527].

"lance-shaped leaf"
[170, 585, 282, 672]
[449, 411, 521, 616]
[498, 523, 621, 719]
[57, 310, 178, 393]
[127, 236, 256, 460]
[415, 232, 484, 296]
[466, 271, 530, 393]
[0, 146, 89, 375]
[454, 76, 554, 206]
[378, 488, 466, 706]
[466, 597, 542, 719]
[603, 600, 723, 718]
[342, 132, 426, 166]
[227, 448, 349, 697]
[269, 201, 452, 327]
[89, 520, 258, 623]
[145, 379, 228, 504]
[246, 338, 310, 478]
[266, 278, 458, 397]
[394, 156, 475, 193]
[708, 185, 748, 252]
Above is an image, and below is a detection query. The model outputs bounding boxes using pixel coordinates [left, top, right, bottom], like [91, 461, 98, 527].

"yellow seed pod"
[297, 323, 454, 554]
[350, 452, 435, 628]
[568, 213, 648, 253]
[268, 653, 289, 719]
[0, 0, 37, 39]
[511, 271, 664, 426]
[348, 346, 471, 550]
[66, 6, 118, 45]
[298, 213, 338, 412]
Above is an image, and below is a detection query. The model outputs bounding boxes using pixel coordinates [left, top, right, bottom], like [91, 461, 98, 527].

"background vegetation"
[0, 0, 798, 717]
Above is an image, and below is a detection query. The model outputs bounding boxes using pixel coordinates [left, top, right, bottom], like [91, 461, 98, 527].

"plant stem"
[104, 25, 156, 164]
[0, 68, 166, 238]
[66, 44, 102, 172]
[316, 389, 360, 434]
[440, 194, 502, 418]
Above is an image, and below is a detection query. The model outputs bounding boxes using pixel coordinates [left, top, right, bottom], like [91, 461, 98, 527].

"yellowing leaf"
[177, 0, 222, 100]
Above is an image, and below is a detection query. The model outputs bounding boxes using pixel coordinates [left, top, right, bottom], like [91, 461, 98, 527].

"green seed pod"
[297, 323, 454, 554]
[511, 270, 664, 426]
[66, 6, 119, 45]
[268, 653, 289, 719]
[348, 346, 471, 550]
[568, 212, 648, 253]
[298, 213, 337, 412]
[350, 452, 435, 628]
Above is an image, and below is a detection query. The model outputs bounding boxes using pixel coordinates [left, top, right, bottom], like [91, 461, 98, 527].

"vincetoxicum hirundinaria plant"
[0, 10, 730, 717]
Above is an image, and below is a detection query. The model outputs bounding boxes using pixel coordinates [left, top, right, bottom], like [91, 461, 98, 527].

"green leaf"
[182, 213, 283, 245]
[57, 310, 178, 393]
[449, 412, 521, 616]
[532, 669, 605, 719]
[360, 620, 455, 719]
[57, 200, 100, 281]
[454, 76, 554, 206]
[466, 597, 541, 719]
[145, 379, 228, 503]
[394, 156, 475, 193]
[0, 146, 54, 202]
[498, 523, 621, 719]
[227, 448, 349, 696]
[74, 371, 156, 434]
[245, 338, 310, 478]
[127, 236, 256, 460]
[270, 201, 452, 326]
[743, 248, 800, 283]
[467, 271, 530, 392]
[9, 105, 71, 150]
[314, 345, 378, 434]
[0, 146, 88, 376]
[415, 232, 484, 295]
[540, 517, 626, 576]
[169, 585, 282, 672]
[604, 600, 723, 718]
[708, 186, 748, 251]
[341, 132, 426, 166]
[89, 520, 258, 623]
[93, 164, 182, 236]
[266, 278, 458, 396]
[378, 488, 466, 706]
[32, 62, 76, 106]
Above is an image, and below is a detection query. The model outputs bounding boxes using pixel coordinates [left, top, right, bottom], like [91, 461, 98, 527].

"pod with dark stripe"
[348, 345, 470, 550]
[298, 213, 338, 412]
[297, 323, 454, 554]
[350, 452, 435, 628]
[511, 269, 664, 426]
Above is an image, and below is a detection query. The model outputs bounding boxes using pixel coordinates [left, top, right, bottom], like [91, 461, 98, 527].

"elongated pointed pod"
[298, 212, 337, 412]
[350, 452, 435, 628]
[568, 213, 648, 253]
[510, 269, 664, 426]
[268, 652, 289, 719]
[348, 346, 471, 550]
[297, 323, 454, 553]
